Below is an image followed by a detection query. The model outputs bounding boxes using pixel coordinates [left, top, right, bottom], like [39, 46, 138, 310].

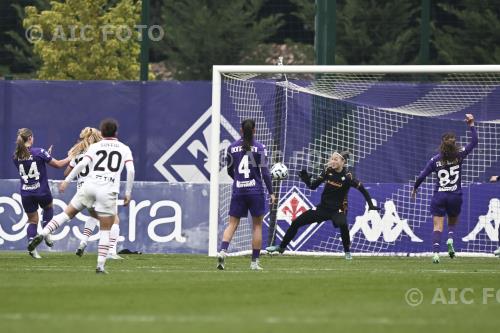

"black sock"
[280, 225, 299, 249]
[339, 224, 351, 253]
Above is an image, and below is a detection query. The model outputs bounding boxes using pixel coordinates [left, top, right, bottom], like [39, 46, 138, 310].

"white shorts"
[70, 179, 118, 216]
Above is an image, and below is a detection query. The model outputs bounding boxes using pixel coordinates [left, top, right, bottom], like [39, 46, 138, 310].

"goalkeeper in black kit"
[266, 151, 379, 260]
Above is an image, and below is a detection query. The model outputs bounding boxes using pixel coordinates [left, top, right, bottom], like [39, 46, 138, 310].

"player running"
[28, 119, 135, 273]
[65, 127, 122, 259]
[12, 128, 70, 258]
[412, 114, 478, 263]
[217, 119, 276, 271]
[266, 151, 379, 260]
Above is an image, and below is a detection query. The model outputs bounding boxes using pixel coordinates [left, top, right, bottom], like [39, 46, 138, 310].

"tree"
[24, 0, 143, 80]
[434, 0, 500, 64]
[336, 0, 420, 65]
[157, 0, 284, 80]
[0, 0, 49, 73]
[284, 0, 421, 65]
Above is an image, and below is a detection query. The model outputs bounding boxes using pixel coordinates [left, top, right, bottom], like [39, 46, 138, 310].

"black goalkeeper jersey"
[302, 167, 373, 214]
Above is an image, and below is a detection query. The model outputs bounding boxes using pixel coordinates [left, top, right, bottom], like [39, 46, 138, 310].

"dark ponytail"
[241, 119, 255, 152]
[13, 128, 33, 160]
[440, 132, 459, 163]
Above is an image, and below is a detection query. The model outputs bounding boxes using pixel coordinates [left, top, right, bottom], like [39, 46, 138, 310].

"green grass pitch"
[0, 252, 499, 333]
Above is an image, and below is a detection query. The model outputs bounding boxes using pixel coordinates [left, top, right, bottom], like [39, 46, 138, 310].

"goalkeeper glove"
[298, 169, 311, 183]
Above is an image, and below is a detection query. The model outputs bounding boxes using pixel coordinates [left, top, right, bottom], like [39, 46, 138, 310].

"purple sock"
[448, 224, 456, 241]
[498, 227, 500, 248]
[27, 223, 37, 241]
[432, 230, 442, 253]
[220, 241, 229, 252]
[42, 207, 54, 228]
[252, 249, 260, 261]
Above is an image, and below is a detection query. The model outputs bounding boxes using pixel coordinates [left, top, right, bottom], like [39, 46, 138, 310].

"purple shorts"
[21, 194, 53, 213]
[229, 194, 266, 218]
[430, 192, 462, 217]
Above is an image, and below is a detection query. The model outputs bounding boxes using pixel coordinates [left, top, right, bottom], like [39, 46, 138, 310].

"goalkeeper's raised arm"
[298, 169, 325, 190]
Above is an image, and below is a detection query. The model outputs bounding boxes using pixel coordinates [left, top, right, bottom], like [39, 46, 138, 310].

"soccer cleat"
[27, 234, 44, 252]
[447, 238, 455, 259]
[265, 245, 284, 254]
[493, 248, 500, 257]
[250, 260, 263, 271]
[106, 254, 124, 260]
[216, 251, 226, 270]
[345, 252, 353, 260]
[44, 234, 54, 248]
[28, 249, 42, 259]
[95, 267, 108, 274]
[432, 253, 440, 264]
[75, 243, 87, 257]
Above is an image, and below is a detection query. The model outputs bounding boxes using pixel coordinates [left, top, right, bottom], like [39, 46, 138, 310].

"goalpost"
[209, 65, 500, 257]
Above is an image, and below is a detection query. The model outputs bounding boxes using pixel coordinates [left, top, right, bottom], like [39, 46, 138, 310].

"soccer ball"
[271, 163, 288, 180]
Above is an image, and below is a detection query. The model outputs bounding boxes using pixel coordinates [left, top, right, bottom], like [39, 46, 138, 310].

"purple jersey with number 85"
[415, 126, 478, 194]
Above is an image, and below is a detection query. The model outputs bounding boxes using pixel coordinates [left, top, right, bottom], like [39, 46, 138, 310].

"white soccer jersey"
[70, 153, 91, 190]
[84, 138, 134, 193]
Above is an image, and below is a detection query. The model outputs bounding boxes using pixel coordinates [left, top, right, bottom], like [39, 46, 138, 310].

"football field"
[0, 252, 499, 333]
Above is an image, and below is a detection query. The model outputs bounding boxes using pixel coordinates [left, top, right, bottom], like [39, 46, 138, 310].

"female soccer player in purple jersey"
[12, 128, 69, 258]
[266, 151, 379, 260]
[217, 119, 276, 270]
[412, 114, 478, 263]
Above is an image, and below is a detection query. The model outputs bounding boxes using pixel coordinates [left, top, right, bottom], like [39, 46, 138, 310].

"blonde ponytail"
[13, 128, 33, 160]
[68, 127, 103, 159]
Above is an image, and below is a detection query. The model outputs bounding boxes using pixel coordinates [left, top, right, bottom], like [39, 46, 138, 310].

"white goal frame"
[208, 64, 500, 257]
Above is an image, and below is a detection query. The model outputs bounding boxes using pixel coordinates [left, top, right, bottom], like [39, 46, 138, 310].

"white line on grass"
[1, 266, 499, 274]
[0, 312, 402, 325]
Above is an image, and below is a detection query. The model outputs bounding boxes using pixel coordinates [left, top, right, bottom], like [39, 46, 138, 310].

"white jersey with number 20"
[84, 138, 133, 193]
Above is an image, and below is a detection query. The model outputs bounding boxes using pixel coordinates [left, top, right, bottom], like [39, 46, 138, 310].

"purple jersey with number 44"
[226, 139, 273, 196]
[13, 147, 53, 196]
[415, 126, 478, 194]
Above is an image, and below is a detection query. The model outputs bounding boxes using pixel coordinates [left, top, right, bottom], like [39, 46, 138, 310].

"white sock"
[42, 213, 70, 236]
[108, 224, 120, 256]
[81, 217, 99, 245]
[97, 230, 110, 269]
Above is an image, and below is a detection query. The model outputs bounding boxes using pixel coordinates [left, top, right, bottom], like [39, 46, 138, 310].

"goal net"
[209, 65, 500, 257]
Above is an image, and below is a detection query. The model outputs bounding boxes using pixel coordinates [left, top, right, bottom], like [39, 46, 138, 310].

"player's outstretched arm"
[490, 175, 499, 182]
[462, 114, 478, 156]
[60, 156, 90, 192]
[351, 177, 379, 210]
[49, 156, 71, 169]
[63, 165, 73, 177]
[299, 169, 324, 190]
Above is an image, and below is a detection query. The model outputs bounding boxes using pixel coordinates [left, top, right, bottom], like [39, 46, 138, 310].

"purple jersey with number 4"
[226, 139, 273, 196]
[13, 147, 52, 196]
[414, 126, 478, 195]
